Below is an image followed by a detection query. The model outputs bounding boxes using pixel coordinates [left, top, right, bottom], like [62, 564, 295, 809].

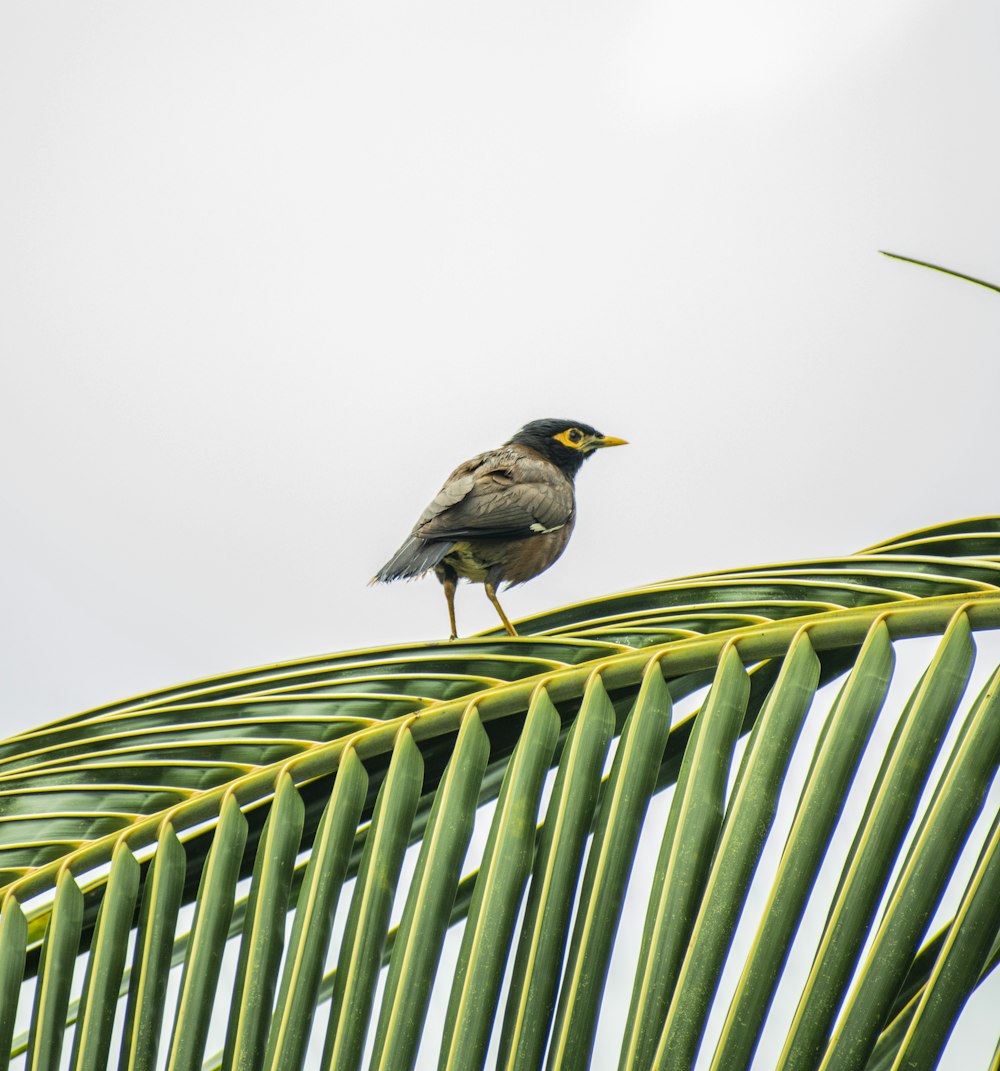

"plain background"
[1, 2, 999, 1067]
[2, 1, 999, 726]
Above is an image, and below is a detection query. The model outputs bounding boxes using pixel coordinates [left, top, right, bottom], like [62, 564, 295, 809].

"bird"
[372, 418, 627, 639]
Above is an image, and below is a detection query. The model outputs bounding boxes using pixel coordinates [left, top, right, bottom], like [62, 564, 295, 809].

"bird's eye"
[567, 428, 584, 444]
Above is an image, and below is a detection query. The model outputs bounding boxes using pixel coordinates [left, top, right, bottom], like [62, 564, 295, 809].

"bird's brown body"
[373, 419, 625, 638]
[416, 445, 576, 585]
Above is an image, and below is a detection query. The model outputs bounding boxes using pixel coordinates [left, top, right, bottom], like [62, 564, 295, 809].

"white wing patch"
[530, 522, 566, 534]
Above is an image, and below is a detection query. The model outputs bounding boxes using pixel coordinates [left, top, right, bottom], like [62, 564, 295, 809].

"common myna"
[373, 418, 627, 638]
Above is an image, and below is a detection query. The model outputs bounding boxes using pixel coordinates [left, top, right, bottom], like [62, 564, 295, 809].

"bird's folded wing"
[414, 451, 573, 540]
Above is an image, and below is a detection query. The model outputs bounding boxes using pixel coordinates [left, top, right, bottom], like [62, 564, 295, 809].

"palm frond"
[879, 251, 1000, 295]
[3, 517, 1000, 1069]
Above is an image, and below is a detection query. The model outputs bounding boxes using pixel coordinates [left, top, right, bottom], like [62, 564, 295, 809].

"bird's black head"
[507, 418, 627, 478]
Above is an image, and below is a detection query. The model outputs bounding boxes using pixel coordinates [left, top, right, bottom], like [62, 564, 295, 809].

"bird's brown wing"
[414, 447, 574, 541]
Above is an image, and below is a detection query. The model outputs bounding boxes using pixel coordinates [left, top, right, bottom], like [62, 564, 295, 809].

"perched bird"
[372, 418, 627, 639]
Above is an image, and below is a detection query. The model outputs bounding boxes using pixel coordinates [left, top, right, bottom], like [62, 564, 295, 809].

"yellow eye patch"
[554, 428, 586, 449]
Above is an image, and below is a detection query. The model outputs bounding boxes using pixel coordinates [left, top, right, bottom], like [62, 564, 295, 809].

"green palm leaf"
[3, 516, 1000, 1069]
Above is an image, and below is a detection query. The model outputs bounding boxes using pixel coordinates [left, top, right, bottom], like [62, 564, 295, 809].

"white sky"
[1, 2, 998, 1063]
[3, 0, 998, 728]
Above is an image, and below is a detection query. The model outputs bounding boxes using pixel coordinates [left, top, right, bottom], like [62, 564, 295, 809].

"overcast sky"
[3, 0, 999, 729]
[2, 1, 999, 1066]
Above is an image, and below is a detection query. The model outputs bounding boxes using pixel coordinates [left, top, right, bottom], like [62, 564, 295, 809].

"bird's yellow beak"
[592, 434, 628, 448]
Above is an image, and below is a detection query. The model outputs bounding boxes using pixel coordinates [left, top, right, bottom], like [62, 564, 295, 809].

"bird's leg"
[485, 582, 518, 637]
[443, 576, 458, 640]
[435, 563, 460, 640]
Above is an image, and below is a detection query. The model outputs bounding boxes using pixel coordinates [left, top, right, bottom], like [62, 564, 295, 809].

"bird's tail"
[371, 536, 454, 583]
